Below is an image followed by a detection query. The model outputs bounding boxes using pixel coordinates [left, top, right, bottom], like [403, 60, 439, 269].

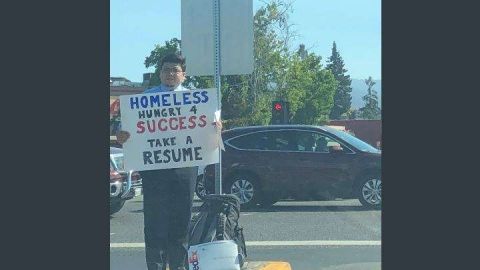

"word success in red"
[136, 115, 207, 133]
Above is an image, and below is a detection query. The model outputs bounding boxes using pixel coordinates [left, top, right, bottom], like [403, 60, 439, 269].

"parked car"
[196, 125, 381, 209]
[110, 147, 143, 215]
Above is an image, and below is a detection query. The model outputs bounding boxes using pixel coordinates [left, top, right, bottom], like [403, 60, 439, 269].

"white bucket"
[188, 240, 241, 270]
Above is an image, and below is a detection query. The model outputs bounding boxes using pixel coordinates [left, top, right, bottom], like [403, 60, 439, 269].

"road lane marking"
[110, 240, 380, 248]
[245, 241, 381, 246]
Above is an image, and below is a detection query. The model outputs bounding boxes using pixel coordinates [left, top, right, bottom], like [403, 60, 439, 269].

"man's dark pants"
[141, 167, 197, 270]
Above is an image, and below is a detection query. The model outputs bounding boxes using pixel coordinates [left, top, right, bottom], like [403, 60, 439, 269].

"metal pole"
[213, 0, 222, 195]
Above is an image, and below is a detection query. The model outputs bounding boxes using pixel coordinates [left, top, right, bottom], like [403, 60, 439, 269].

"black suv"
[197, 125, 381, 209]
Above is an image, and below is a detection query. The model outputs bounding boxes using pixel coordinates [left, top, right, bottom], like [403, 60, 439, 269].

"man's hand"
[213, 120, 223, 131]
[116, 130, 131, 144]
[216, 120, 223, 131]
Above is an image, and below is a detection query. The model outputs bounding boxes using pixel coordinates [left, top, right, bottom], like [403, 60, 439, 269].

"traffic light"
[271, 101, 289, 124]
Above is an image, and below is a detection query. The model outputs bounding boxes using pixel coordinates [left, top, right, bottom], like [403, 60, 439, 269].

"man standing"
[116, 53, 221, 270]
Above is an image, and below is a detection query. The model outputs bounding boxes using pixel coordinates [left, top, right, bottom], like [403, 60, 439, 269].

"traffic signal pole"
[213, 0, 222, 195]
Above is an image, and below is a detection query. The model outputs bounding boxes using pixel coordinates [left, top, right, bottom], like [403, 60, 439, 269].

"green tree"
[254, 2, 336, 125]
[359, 76, 381, 119]
[214, 0, 299, 127]
[244, 0, 296, 125]
[297, 44, 308, 60]
[326, 41, 352, 120]
[284, 52, 337, 125]
[346, 108, 359, 119]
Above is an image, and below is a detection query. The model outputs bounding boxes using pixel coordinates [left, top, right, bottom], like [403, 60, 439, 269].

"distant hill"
[350, 79, 382, 109]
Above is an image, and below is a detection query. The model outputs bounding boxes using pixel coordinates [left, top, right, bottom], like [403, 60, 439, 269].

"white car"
[110, 147, 143, 215]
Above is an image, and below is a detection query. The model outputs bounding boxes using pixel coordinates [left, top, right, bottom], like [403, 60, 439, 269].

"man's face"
[160, 62, 186, 87]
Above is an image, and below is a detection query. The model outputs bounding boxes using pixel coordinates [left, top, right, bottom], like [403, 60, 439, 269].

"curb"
[243, 261, 292, 270]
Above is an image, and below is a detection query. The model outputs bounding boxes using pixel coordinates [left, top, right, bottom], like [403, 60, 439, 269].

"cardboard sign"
[119, 88, 219, 171]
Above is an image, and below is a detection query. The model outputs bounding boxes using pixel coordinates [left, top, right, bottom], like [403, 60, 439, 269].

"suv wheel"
[357, 174, 382, 209]
[226, 173, 260, 209]
[195, 174, 210, 200]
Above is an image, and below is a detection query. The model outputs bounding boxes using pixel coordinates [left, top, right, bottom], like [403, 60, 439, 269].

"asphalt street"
[110, 196, 381, 270]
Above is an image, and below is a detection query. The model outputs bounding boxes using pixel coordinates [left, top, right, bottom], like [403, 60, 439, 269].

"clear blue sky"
[110, 0, 381, 82]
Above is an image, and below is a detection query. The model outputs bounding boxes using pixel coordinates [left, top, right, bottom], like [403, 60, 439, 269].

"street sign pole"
[181, 0, 253, 195]
[213, 0, 222, 195]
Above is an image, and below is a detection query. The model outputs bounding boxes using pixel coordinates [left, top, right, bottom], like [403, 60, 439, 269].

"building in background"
[110, 75, 152, 103]
[109, 73, 154, 137]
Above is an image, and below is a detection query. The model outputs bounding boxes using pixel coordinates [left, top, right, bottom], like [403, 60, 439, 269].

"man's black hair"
[160, 53, 186, 72]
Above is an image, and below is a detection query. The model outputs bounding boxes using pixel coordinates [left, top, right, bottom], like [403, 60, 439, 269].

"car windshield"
[323, 126, 380, 153]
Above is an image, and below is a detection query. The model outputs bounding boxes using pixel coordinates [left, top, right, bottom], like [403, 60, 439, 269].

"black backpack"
[188, 194, 247, 266]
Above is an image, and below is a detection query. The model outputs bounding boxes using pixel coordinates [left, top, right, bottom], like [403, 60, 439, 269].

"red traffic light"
[274, 103, 283, 111]
[271, 101, 289, 124]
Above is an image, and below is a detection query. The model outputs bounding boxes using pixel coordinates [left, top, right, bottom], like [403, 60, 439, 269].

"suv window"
[228, 130, 353, 153]
[228, 130, 298, 151]
[295, 131, 352, 153]
[227, 132, 266, 150]
[295, 131, 315, 152]
[267, 131, 298, 151]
